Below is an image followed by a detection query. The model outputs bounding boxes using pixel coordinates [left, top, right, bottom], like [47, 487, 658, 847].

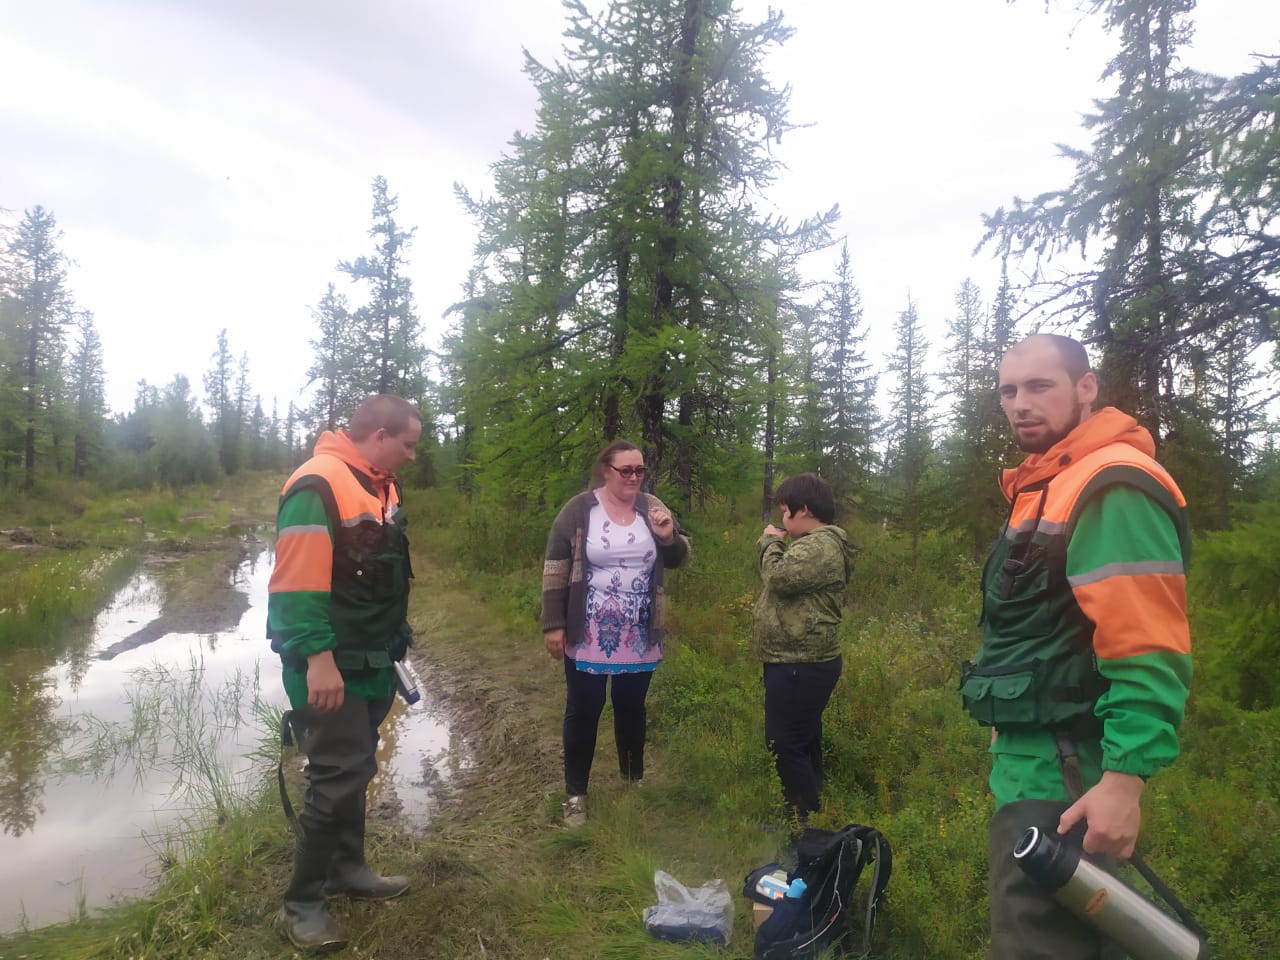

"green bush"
[1188, 501, 1280, 709]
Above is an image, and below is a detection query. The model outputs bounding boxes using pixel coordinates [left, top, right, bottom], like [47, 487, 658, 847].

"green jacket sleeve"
[1067, 486, 1192, 779]
[267, 488, 336, 660]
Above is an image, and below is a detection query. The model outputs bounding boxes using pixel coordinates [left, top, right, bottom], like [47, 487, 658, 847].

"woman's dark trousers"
[763, 656, 842, 819]
[563, 658, 654, 795]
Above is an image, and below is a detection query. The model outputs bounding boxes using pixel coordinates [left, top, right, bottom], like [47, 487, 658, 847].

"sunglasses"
[608, 464, 647, 479]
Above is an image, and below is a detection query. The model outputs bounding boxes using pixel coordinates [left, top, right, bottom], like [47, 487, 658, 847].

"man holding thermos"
[961, 335, 1192, 959]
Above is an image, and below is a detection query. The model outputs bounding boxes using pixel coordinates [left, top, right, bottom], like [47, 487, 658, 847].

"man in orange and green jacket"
[267, 394, 422, 953]
[962, 334, 1192, 960]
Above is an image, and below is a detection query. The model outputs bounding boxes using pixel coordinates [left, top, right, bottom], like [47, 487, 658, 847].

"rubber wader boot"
[322, 818, 410, 901]
[276, 831, 348, 953]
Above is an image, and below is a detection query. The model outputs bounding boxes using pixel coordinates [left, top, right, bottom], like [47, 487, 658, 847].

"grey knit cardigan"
[540, 490, 690, 649]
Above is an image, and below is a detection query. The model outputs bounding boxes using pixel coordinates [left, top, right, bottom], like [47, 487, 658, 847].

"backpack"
[742, 824, 892, 959]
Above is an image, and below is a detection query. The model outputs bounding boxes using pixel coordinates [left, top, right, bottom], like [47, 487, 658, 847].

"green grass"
[2, 483, 1276, 958]
[0, 473, 280, 653]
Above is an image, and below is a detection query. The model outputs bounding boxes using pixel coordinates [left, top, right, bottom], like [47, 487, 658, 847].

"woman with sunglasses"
[541, 440, 690, 826]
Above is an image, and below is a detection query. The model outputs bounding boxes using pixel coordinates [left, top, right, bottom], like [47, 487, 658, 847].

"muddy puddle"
[0, 535, 465, 933]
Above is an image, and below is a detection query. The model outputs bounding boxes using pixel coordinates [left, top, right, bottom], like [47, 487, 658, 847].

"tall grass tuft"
[46, 655, 291, 956]
[61, 655, 270, 817]
[0, 549, 136, 651]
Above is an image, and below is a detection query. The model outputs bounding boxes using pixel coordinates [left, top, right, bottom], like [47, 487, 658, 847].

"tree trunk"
[762, 309, 778, 521]
[643, 0, 699, 484]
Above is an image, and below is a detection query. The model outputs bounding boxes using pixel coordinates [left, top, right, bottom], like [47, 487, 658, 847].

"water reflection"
[0, 539, 464, 933]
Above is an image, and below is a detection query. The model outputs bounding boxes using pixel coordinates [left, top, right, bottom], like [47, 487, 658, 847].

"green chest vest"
[327, 494, 413, 669]
[268, 468, 414, 673]
[961, 482, 1104, 733]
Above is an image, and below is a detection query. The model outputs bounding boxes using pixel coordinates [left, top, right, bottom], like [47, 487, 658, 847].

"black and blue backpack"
[743, 824, 892, 959]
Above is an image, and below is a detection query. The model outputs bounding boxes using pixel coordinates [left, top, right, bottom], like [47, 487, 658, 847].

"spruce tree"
[814, 241, 877, 503]
[3, 206, 73, 489]
[883, 297, 934, 567]
[67, 311, 106, 481]
[203, 328, 236, 475]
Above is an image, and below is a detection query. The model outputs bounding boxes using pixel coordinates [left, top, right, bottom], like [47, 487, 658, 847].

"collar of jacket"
[1000, 406, 1155, 499]
[312, 430, 397, 493]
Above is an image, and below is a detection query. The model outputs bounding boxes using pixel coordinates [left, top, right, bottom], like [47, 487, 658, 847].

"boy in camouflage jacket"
[753, 473, 856, 821]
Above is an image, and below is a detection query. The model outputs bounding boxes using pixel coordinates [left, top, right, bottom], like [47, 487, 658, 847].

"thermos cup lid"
[1013, 826, 1080, 890]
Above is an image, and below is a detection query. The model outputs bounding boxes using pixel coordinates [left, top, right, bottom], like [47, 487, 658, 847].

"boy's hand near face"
[763, 524, 787, 538]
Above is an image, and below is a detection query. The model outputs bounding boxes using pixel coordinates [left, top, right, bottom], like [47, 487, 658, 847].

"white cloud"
[2, 0, 1276, 415]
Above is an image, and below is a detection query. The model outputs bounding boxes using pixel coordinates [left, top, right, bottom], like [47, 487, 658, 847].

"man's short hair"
[775, 472, 836, 525]
[1044, 334, 1092, 383]
[348, 395, 422, 441]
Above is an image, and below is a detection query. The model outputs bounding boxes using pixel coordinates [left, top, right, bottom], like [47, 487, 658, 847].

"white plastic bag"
[642, 869, 734, 946]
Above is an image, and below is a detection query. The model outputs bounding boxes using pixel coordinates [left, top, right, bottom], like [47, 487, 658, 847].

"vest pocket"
[960, 660, 1040, 726]
[985, 550, 1053, 641]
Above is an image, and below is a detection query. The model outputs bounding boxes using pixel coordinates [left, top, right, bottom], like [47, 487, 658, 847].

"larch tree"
[447, 0, 835, 506]
[340, 176, 428, 400]
[981, 0, 1280, 522]
[306, 283, 361, 433]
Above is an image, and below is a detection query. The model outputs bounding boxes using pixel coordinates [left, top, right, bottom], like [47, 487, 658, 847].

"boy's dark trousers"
[562, 657, 654, 795]
[763, 656, 842, 818]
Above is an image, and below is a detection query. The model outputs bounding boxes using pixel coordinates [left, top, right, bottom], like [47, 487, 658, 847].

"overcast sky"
[2, 0, 1277, 417]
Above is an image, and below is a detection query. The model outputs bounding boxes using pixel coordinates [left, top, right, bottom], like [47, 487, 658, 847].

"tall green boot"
[323, 814, 410, 902]
[276, 829, 348, 953]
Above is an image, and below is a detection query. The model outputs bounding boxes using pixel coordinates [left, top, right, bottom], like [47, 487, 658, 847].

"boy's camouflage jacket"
[752, 524, 854, 663]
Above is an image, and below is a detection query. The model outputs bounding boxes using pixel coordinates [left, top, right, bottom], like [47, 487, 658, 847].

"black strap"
[1128, 850, 1209, 941]
[277, 710, 302, 837]
[854, 826, 892, 956]
[1053, 731, 1087, 801]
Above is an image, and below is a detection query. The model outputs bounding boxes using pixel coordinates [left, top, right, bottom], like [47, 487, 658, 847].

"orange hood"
[1000, 407, 1155, 499]
[312, 430, 398, 490]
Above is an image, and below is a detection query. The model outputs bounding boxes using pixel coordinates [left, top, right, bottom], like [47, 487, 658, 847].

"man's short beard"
[1017, 404, 1085, 454]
